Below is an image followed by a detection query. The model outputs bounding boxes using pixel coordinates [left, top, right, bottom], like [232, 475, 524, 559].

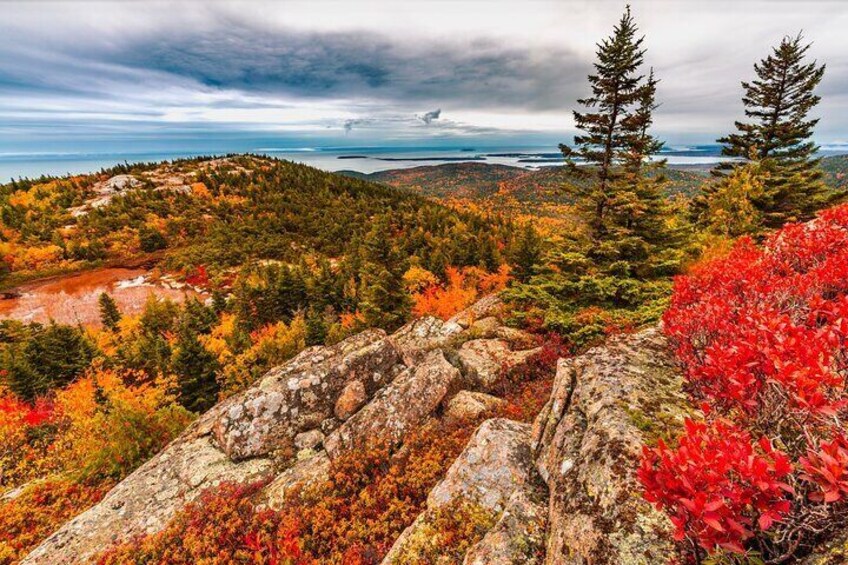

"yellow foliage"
[218, 316, 308, 398]
[52, 364, 193, 480]
[402, 266, 439, 293]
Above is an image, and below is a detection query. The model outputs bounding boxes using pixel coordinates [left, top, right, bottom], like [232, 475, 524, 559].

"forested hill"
[340, 161, 708, 201]
[342, 155, 848, 219]
[0, 155, 515, 290]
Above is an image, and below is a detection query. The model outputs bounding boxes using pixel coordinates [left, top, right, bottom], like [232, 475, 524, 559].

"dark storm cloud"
[31, 23, 587, 113]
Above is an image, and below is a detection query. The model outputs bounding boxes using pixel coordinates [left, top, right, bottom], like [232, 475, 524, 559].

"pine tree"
[560, 6, 671, 273]
[700, 33, 831, 228]
[98, 292, 122, 332]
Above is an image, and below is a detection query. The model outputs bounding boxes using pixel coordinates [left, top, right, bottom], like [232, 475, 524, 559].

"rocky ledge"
[23, 299, 694, 565]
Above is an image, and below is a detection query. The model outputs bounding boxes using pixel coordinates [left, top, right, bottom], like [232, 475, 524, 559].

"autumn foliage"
[0, 368, 192, 562]
[98, 420, 486, 565]
[409, 265, 511, 320]
[640, 204, 848, 561]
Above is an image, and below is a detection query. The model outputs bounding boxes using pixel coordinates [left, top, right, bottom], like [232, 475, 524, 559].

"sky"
[3, 0, 848, 154]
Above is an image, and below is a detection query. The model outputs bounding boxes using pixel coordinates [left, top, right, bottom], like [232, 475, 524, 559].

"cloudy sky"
[3, 0, 848, 153]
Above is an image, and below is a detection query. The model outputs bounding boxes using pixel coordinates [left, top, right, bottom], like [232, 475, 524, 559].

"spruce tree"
[560, 6, 671, 274]
[98, 292, 122, 332]
[701, 34, 830, 228]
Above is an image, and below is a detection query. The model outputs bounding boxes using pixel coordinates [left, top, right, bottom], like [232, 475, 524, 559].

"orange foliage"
[411, 265, 511, 320]
[97, 419, 482, 564]
[0, 369, 192, 560]
[0, 478, 113, 563]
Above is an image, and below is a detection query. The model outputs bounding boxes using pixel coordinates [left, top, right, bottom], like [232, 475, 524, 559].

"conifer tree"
[98, 292, 122, 332]
[698, 34, 831, 228]
[560, 6, 672, 274]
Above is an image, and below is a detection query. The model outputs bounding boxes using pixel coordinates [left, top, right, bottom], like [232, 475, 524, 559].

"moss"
[387, 498, 497, 564]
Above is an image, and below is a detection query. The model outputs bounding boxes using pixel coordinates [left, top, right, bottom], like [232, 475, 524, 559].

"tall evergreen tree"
[98, 292, 122, 332]
[560, 6, 672, 273]
[698, 34, 830, 228]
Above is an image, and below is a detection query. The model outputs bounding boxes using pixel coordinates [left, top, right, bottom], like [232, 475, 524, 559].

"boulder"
[294, 429, 324, 451]
[213, 330, 404, 461]
[390, 315, 462, 364]
[457, 339, 541, 392]
[532, 326, 685, 565]
[263, 452, 331, 511]
[427, 419, 538, 512]
[469, 316, 501, 336]
[448, 295, 504, 328]
[444, 390, 506, 423]
[324, 350, 459, 460]
[334, 380, 367, 420]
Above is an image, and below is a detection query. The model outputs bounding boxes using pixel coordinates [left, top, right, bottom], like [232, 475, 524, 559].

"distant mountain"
[340, 162, 708, 226]
[343, 156, 848, 222]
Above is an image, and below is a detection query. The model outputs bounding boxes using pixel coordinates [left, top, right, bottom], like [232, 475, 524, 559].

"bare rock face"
[263, 452, 331, 511]
[390, 315, 463, 364]
[462, 489, 547, 565]
[532, 327, 685, 565]
[382, 418, 546, 564]
[214, 329, 404, 461]
[457, 338, 541, 392]
[101, 174, 142, 193]
[448, 295, 504, 328]
[324, 350, 459, 460]
[444, 390, 507, 423]
[427, 419, 538, 512]
[21, 432, 274, 565]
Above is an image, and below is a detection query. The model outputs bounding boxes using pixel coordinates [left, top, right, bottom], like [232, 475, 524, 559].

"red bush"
[640, 204, 848, 561]
[639, 419, 792, 554]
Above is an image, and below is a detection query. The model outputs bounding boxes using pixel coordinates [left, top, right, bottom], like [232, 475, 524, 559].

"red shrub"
[641, 204, 848, 561]
[639, 419, 792, 554]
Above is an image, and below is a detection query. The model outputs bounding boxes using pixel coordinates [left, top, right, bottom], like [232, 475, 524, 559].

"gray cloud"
[418, 109, 441, 124]
[2, 0, 848, 150]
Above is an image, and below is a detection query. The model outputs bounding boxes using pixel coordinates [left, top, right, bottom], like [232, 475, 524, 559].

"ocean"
[1, 144, 845, 181]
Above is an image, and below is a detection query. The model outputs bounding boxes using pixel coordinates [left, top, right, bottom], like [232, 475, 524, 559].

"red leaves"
[0, 395, 54, 428]
[639, 419, 792, 555]
[641, 205, 848, 559]
[800, 434, 848, 503]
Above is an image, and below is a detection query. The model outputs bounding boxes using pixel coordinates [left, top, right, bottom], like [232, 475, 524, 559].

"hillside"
[18, 203, 848, 565]
[343, 156, 848, 229]
[0, 156, 524, 562]
[0, 156, 513, 290]
[342, 162, 707, 215]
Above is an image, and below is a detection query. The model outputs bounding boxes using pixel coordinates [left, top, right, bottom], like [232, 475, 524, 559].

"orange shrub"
[411, 265, 511, 320]
[0, 478, 113, 563]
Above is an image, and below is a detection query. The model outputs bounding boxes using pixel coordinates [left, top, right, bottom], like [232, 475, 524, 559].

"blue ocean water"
[1, 143, 844, 181]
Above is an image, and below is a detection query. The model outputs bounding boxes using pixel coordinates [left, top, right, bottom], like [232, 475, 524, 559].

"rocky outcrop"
[382, 418, 547, 564]
[22, 329, 404, 565]
[213, 329, 403, 461]
[444, 390, 507, 423]
[389, 314, 462, 364]
[24, 295, 690, 565]
[24, 297, 546, 565]
[458, 338, 541, 391]
[324, 350, 460, 459]
[532, 326, 685, 565]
